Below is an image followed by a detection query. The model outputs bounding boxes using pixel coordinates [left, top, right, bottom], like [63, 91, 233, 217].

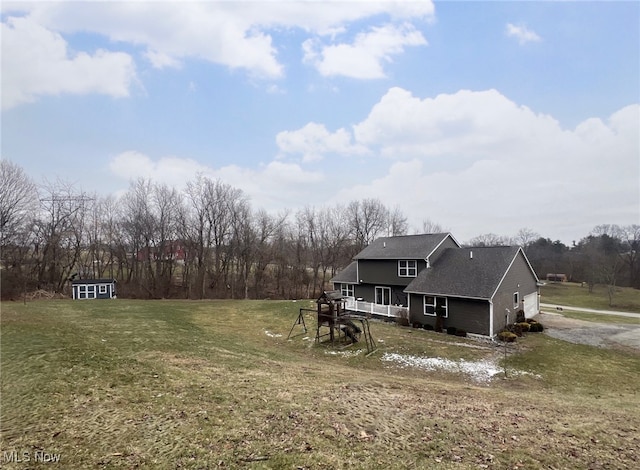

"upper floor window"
[398, 260, 417, 277]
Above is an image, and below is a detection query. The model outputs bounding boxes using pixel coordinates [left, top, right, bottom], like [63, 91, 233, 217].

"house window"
[398, 260, 417, 277]
[99, 284, 108, 295]
[341, 283, 354, 297]
[375, 286, 391, 305]
[513, 292, 520, 308]
[424, 295, 448, 317]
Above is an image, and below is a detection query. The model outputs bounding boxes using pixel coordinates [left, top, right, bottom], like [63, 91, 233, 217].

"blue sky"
[2, 1, 638, 244]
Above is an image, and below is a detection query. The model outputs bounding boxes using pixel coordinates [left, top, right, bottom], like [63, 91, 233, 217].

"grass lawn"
[1, 299, 639, 469]
[540, 282, 640, 313]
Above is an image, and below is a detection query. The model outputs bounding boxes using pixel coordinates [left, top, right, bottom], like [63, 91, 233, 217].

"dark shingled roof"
[405, 246, 522, 299]
[330, 261, 357, 284]
[354, 233, 455, 260]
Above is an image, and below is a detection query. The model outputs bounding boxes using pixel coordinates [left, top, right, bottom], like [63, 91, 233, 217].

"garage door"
[523, 292, 539, 319]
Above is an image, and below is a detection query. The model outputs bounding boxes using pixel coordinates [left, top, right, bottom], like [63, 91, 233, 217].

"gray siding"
[491, 252, 538, 335]
[409, 294, 490, 335]
[354, 284, 408, 306]
[357, 259, 426, 287]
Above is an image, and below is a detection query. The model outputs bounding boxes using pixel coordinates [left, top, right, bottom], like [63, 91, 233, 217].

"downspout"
[489, 300, 494, 338]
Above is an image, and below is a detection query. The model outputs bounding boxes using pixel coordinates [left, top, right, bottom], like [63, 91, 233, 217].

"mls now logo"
[3, 450, 61, 463]
[3, 451, 30, 463]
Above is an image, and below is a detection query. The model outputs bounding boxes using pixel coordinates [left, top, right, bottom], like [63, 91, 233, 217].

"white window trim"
[99, 284, 108, 295]
[398, 259, 417, 277]
[375, 286, 391, 305]
[514, 291, 520, 308]
[341, 283, 354, 297]
[424, 295, 448, 318]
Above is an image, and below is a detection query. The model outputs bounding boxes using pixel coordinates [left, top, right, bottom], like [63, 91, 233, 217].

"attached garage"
[523, 292, 539, 319]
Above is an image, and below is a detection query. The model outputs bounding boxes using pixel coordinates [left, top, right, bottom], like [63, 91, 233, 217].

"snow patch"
[381, 352, 502, 384]
[264, 330, 282, 338]
[325, 350, 362, 357]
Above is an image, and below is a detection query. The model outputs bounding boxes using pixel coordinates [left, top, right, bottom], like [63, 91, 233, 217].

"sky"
[2, 0, 639, 245]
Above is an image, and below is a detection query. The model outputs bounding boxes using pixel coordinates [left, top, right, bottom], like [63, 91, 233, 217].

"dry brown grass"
[1, 299, 639, 469]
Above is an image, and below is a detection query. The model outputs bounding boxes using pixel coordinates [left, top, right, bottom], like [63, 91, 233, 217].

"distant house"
[71, 279, 117, 300]
[546, 273, 567, 282]
[136, 242, 186, 264]
[331, 233, 540, 338]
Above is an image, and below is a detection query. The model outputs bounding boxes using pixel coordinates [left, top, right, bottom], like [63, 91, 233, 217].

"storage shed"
[71, 278, 117, 300]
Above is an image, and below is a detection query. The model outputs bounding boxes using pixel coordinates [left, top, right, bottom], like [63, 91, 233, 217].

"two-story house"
[331, 233, 540, 338]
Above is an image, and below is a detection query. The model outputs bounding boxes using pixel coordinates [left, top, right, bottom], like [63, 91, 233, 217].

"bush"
[498, 331, 517, 342]
[423, 323, 434, 331]
[455, 329, 467, 337]
[511, 323, 524, 337]
[516, 322, 530, 333]
[516, 310, 526, 323]
[446, 326, 457, 335]
[529, 322, 544, 333]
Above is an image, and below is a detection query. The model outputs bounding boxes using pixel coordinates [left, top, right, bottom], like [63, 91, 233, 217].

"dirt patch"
[538, 312, 640, 352]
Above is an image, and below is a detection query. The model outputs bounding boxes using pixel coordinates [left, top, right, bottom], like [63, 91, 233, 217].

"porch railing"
[344, 297, 407, 318]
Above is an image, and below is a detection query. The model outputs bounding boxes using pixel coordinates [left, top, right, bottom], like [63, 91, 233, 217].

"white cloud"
[276, 122, 369, 162]
[144, 50, 181, 70]
[353, 87, 562, 159]
[9, 1, 435, 83]
[303, 23, 427, 79]
[1, 2, 435, 108]
[1, 16, 137, 110]
[109, 151, 214, 188]
[301, 88, 638, 243]
[108, 151, 324, 213]
[505, 23, 541, 45]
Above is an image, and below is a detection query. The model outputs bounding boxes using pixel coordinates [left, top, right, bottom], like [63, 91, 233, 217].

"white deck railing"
[344, 297, 407, 318]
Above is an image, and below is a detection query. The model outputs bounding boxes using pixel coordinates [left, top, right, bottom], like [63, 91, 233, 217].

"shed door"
[523, 292, 539, 319]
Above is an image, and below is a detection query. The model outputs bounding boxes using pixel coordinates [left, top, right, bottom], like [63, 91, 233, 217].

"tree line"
[1, 160, 638, 301]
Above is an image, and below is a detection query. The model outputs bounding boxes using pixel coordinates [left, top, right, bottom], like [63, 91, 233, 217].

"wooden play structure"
[288, 290, 377, 355]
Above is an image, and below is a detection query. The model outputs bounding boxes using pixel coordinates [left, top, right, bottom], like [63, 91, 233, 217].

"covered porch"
[344, 297, 406, 318]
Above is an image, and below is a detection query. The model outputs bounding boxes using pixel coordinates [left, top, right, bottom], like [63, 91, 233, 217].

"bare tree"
[347, 198, 389, 250]
[618, 224, 640, 289]
[385, 205, 409, 237]
[514, 227, 540, 249]
[0, 160, 38, 247]
[416, 218, 446, 234]
[466, 233, 510, 247]
[33, 179, 93, 292]
[0, 160, 38, 297]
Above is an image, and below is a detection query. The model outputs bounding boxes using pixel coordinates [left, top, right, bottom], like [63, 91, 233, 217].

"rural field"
[1, 296, 639, 469]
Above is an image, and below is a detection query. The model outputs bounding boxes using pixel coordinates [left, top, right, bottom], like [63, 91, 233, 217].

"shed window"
[398, 260, 417, 277]
[424, 295, 448, 317]
[99, 284, 108, 294]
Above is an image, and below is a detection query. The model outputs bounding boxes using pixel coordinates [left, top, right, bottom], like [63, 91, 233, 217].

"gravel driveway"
[537, 312, 640, 351]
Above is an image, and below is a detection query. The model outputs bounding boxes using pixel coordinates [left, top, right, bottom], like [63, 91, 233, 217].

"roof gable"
[405, 246, 526, 299]
[354, 233, 458, 260]
[330, 261, 358, 284]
